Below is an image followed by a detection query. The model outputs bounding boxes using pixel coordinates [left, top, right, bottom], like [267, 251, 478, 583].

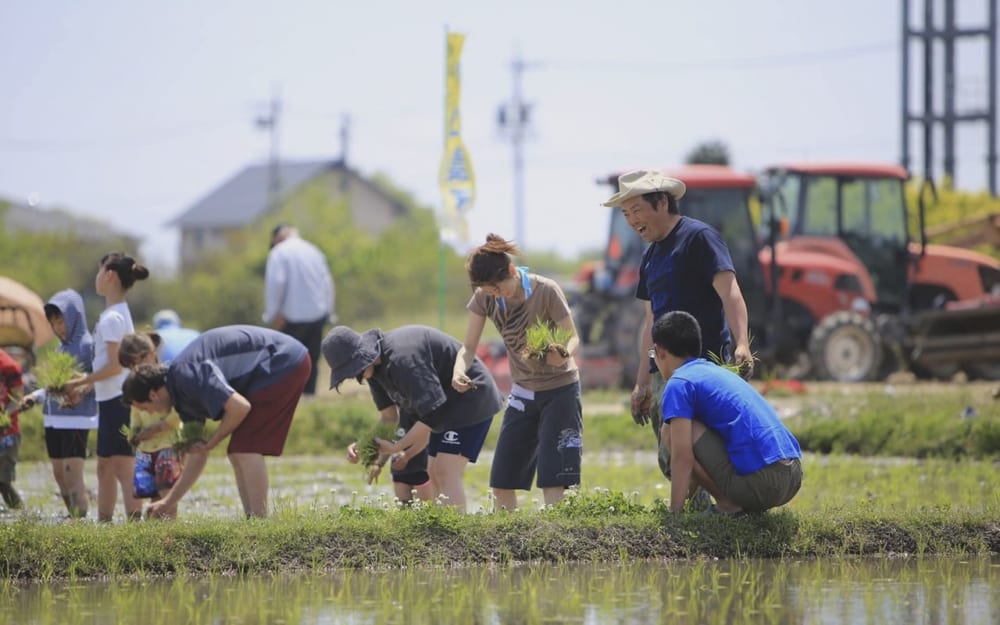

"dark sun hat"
[321, 326, 382, 389]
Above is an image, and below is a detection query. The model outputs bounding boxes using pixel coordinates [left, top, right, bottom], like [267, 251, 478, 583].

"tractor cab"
[761, 163, 911, 315]
[762, 162, 1000, 380]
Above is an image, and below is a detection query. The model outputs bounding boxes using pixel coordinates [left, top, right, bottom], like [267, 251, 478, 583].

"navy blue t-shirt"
[166, 325, 308, 423]
[636, 216, 735, 359]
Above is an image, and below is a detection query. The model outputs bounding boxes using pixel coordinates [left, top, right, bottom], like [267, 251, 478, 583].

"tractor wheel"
[611, 299, 647, 389]
[808, 311, 884, 382]
[963, 361, 1000, 381]
[909, 362, 961, 381]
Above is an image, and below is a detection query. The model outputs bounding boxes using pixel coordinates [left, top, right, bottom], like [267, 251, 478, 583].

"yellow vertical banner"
[439, 31, 475, 244]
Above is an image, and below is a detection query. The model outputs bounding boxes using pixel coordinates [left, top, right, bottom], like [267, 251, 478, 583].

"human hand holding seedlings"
[733, 343, 755, 380]
[376, 421, 431, 472]
[524, 318, 574, 363]
[544, 344, 570, 367]
[14, 393, 37, 414]
[346, 442, 361, 463]
[452, 372, 477, 392]
[120, 424, 140, 447]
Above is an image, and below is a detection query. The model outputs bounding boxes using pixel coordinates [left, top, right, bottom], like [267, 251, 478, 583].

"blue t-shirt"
[636, 216, 735, 360]
[660, 358, 801, 475]
[166, 325, 308, 423]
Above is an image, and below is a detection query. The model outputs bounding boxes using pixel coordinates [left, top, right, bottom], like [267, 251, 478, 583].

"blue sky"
[1, 1, 995, 272]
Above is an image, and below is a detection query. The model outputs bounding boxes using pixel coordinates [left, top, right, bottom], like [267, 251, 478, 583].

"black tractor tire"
[963, 362, 1000, 381]
[808, 311, 884, 382]
[909, 361, 962, 381]
[611, 299, 647, 389]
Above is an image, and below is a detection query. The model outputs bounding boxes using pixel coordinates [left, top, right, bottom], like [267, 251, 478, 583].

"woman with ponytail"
[454, 234, 583, 511]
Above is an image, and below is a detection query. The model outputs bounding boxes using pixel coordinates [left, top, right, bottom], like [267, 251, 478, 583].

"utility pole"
[339, 112, 352, 167]
[255, 87, 282, 211]
[901, 0, 997, 194]
[497, 50, 537, 248]
[338, 112, 352, 193]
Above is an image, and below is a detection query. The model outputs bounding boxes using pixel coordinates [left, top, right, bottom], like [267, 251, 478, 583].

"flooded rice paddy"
[4, 556, 998, 624]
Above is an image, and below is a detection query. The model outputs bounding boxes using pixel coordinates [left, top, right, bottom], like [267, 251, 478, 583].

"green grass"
[4, 381, 1000, 581]
[2, 481, 998, 581]
[13, 382, 1000, 462]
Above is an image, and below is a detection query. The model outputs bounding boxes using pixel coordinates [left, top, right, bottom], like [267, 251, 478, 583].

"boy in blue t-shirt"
[650, 310, 802, 516]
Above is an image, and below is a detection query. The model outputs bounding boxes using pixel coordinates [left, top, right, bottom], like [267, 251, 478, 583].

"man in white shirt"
[263, 224, 335, 395]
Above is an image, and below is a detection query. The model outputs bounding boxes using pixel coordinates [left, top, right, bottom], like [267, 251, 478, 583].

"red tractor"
[761, 162, 1000, 380]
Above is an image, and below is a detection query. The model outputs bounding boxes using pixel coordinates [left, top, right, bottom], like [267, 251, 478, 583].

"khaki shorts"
[692, 428, 802, 513]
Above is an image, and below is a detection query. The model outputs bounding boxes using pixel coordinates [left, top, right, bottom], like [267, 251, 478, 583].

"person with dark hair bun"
[456, 233, 583, 511]
[64, 251, 149, 522]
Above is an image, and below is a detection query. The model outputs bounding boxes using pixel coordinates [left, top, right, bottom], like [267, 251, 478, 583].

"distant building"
[0, 199, 140, 248]
[169, 160, 408, 270]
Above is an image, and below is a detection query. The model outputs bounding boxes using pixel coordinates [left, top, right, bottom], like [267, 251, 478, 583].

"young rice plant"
[357, 421, 398, 469]
[524, 317, 573, 361]
[33, 351, 83, 392]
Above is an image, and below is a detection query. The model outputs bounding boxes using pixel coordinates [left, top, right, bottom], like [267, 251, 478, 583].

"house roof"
[1, 199, 139, 246]
[170, 159, 406, 229]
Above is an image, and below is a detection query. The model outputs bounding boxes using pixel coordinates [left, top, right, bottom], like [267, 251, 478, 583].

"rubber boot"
[0, 482, 22, 509]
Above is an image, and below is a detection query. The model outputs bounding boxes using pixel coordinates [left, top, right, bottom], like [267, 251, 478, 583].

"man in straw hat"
[603, 169, 753, 485]
[322, 324, 504, 512]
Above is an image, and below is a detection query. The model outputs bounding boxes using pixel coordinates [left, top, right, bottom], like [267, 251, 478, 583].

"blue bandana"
[498, 266, 533, 312]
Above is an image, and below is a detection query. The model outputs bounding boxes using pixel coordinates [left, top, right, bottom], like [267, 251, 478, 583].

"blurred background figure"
[263, 224, 335, 396]
[152, 309, 200, 364]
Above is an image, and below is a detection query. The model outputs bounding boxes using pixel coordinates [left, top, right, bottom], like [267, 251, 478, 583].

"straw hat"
[602, 169, 686, 207]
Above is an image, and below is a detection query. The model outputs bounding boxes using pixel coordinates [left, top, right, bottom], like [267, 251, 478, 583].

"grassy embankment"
[2, 381, 999, 582]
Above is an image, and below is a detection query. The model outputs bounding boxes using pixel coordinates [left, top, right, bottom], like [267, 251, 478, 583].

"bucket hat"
[602, 169, 686, 207]
[322, 326, 382, 389]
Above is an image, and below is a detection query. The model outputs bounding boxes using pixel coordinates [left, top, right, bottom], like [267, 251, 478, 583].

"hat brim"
[602, 179, 686, 207]
[326, 329, 382, 389]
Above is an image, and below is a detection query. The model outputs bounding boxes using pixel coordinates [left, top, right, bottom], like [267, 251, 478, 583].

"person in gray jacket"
[323, 324, 503, 512]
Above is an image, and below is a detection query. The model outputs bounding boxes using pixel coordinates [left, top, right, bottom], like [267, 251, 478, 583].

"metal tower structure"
[901, 0, 997, 194]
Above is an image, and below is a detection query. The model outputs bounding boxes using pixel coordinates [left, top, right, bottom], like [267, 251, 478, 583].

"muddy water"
[4, 556, 998, 624]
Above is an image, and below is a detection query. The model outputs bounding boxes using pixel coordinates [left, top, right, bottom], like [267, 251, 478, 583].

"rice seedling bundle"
[524, 317, 573, 361]
[357, 421, 398, 468]
[33, 351, 83, 393]
[172, 420, 207, 453]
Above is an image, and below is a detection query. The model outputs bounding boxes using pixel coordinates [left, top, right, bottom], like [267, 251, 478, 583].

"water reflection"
[4, 557, 998, 624]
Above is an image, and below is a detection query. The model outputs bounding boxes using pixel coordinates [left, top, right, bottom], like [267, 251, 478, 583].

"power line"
[541, 41, 896, 73]
[0, 118, 241, 152]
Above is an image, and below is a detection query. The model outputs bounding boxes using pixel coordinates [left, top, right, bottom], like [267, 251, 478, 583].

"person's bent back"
[651, 310, 802, 516]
